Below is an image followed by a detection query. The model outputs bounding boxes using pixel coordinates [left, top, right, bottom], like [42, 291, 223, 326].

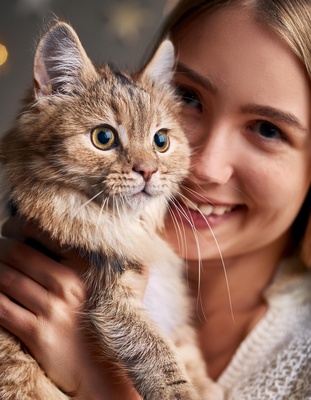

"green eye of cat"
[91, 125, 117, 150]
[153, 130, 170, 153]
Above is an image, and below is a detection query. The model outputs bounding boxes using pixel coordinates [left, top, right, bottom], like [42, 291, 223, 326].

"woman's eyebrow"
[175, 62, 217, 94]
[242, 104, 308, 133]
[175, 63, 308, 133]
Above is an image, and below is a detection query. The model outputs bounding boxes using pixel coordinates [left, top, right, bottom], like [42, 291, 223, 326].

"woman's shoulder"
[265, 256, 311, 310]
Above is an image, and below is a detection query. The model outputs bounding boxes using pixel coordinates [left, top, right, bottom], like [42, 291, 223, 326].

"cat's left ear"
[34, 21, 97, 98]
[142, 40, 175, 86]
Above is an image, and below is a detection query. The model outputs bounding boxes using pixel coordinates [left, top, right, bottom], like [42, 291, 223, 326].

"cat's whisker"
[164, 195, 188, 263]
[112, 194, 117, 224]
[71, 189, 105, 221]
[164, 169, 190, 177]
[176, 192, 236, 325]
[96, 196, 108, 235]
[119, 195, 127, 220]
[109, 184, 124, 222]
[165, 198, 193, 288]
[168, 195, 208, 323]
[115, 195, 123, 222]
[178, 183, 215, 205]
[185, 171, 250, 201]
[120, 194, 128, 216]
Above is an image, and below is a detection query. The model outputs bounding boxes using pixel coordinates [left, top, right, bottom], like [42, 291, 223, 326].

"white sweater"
[218, 257, 311, 399]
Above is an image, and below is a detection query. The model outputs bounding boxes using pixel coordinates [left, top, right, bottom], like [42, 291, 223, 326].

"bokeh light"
[0, 43, 8, 66]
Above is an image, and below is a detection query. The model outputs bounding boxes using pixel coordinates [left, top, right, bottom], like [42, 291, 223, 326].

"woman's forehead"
[174, 5, 311, 133]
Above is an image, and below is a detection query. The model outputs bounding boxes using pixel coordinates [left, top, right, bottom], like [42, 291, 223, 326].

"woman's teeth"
[199, 204, 233, 216]
[182, 198, 235, 216]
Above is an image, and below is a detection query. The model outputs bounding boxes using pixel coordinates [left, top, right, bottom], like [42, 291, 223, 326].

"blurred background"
[0, 0, 178, 134]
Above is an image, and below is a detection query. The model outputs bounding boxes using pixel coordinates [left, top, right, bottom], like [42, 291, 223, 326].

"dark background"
[0, 0, 177, 134]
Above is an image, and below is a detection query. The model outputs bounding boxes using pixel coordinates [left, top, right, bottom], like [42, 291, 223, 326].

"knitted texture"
[218, 258, 311, 399]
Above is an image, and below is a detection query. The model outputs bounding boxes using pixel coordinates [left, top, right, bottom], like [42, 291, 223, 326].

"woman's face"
[164, 6, 311, 262]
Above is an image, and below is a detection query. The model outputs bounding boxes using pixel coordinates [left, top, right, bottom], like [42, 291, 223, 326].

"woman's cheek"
[182, 115, 206, 147]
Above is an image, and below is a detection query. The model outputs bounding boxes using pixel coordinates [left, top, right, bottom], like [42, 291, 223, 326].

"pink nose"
[133, 162, 158, 182]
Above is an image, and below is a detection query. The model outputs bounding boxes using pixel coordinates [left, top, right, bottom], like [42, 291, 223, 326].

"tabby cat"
[0, 21, 222, 400]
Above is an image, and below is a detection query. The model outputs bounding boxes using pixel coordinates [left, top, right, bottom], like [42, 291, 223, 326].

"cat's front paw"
[148, 384, 201, 400]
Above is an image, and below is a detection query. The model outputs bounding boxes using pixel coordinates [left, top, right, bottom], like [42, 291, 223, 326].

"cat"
[0, 21, 223, 400]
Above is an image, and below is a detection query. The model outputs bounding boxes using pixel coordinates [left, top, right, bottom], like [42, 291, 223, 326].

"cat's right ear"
[34, 21, 97, 98]
[142, 40, 175, 86]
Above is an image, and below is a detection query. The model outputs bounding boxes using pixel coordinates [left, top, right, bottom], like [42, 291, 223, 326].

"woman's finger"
[0, 238, 85, 304]
[0, 291, 38, 341]
[2, 217, 88, 273]
[0, 238, 62, 287]
[0, 261, 49, 315]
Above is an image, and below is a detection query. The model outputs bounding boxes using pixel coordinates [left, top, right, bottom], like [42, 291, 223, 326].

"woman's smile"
[165, 5, 311, 262]
[175, 194, 244, 230]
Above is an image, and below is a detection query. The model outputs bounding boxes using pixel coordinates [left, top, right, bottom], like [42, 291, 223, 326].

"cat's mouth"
[91, 181, 165, 212]
[124, 181, 166, 198]
[94, 189, 156, 211]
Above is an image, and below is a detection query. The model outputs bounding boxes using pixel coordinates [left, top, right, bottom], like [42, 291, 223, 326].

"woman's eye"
[153, 130, 170, 153]
[91, 125, 117, 150]
[250, 120, 285, 140]
[176, 87, 202, 110]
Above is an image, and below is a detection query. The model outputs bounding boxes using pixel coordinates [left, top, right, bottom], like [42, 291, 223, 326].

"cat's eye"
[91, 125, 117, 150]
[153, 130, 170, 153]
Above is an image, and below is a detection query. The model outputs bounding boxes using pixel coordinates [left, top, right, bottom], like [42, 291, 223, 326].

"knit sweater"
[218, 257, 311, 399]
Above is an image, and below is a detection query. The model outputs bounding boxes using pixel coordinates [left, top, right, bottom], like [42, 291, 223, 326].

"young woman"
[0, 0, 310, 398]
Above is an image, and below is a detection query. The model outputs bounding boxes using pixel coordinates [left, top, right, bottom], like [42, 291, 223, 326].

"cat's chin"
[124, 191, 155, 211]
[91, 191, 155, 212]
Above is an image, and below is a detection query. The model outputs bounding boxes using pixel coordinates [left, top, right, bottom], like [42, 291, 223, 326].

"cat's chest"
[143, 246, 189, 336]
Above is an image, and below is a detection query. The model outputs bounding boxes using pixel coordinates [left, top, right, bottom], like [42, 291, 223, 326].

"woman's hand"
[0, 217, 88, 394]
[0, 218, 142, 399]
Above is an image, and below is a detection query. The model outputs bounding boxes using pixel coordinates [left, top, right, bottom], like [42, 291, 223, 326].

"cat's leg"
[171, 325, 224, 400]
[85, 271, 201, 400]
[0, 328, 70, 400]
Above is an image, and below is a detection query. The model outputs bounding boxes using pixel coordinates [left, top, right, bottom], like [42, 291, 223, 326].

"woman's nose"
[191, 129, 235, 184]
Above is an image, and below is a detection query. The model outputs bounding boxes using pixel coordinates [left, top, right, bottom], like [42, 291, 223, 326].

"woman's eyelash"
[176, 86, 202, 110]
[248, 120, 288, 141]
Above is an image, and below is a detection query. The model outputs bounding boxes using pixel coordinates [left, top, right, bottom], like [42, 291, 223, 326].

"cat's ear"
[142, 40, 175, 85]
[34, 21, 97, 97]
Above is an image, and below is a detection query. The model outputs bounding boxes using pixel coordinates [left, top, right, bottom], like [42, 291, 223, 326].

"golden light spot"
[0, 43, 8, 66]
[105, 3, 154, 44]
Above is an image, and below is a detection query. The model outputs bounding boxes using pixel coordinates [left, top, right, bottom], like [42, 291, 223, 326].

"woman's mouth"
[174, 196, 243, 229]
[182, 196, 236, 215]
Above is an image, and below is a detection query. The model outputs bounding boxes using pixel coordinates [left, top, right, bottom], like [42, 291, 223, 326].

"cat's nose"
[133, 162, 158, 182]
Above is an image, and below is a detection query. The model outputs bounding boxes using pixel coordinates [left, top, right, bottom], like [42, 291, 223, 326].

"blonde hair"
[150, 0, 311, 266]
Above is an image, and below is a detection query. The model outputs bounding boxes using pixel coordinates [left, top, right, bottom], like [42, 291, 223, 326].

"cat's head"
[2, 21, 190, 223]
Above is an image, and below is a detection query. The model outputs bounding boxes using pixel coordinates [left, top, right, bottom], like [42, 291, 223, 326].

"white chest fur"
[144, 240, 190, 336]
